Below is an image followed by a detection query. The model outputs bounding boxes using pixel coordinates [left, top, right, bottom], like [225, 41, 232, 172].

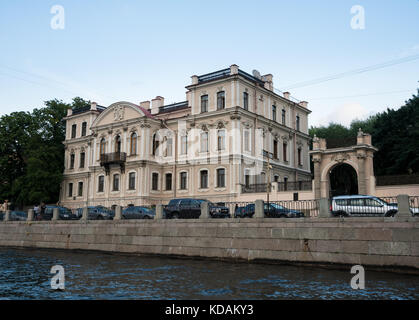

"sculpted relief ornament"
[332, 152, 350, 163]
[114, 106, 125, 121]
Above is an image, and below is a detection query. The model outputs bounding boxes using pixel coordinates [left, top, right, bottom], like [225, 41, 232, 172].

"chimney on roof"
[67, 107, 72, 116]
[90, 101, 97, 111]
[262, 74, 273, 91]
[230, 64, 239, 75]
[191, 75, 198, 85]
[140, 101, 150, 110]
[283, 92, 290, 100]
[151, 96, 164, 115]
[299, 101, 308, 108]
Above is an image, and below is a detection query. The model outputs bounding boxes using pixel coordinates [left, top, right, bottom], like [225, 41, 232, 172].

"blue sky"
[0, 0, 418, 127]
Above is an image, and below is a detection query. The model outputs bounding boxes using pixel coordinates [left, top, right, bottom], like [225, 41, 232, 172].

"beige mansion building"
[60, 65, 312, 209]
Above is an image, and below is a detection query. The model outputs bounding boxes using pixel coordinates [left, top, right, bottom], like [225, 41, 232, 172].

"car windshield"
[375, 197, 390, 205]
[269, 203, 286, 210]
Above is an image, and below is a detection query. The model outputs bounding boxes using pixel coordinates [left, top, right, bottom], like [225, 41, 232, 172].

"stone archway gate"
[309, 130, 378, 199]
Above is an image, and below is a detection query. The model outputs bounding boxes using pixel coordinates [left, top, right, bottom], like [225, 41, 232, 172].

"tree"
[0, 97, 89, 207]
[309, 89, 419, 176]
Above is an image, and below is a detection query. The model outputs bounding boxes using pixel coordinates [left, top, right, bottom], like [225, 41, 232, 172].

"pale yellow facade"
[60, 65, 312, 209]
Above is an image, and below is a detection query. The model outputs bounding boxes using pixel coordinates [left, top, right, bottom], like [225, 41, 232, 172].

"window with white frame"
[200, 132, 208, 152]
[128, 172, 136, 190]
[200, 170, 208, 189]
[216, 168, 225, 188]
[180, 172, 187, 190]
[217, 130, 225, 151]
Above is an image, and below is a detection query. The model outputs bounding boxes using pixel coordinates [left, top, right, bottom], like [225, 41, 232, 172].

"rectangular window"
[296, 115, 300, 131]
[71, 124, 77, 139]
[217, 130, 225, 151]
[78, 182, 83, 197]
[282, 109, 286, 125]
[79, 152, 85, 168]
[152, 173, 158, 191]
[98, 176, 104, 192]
[181, 136, 187, 155]
[284, 177, 288, 191]
[283, 143, 287, 162]
[180, 172, 187, 190]
[200, 170, 208, 189]
[128, 172, 136, 190]
[217, 91, 225, 110]
[272, 105, 277, 121]
[243, 92, 248, 110]
[244, 130, 250, 152]
[200, 132, 208, 152]
[201, 95, 208, 113]
[70, 154, 75, 169]
[273, 140, 278, 159]
[81, 122, 87, 137]
[165, 173, 172, 190]
[245, 172, 250, 188]
[68, 183, 73, 197]
[166, 138, 173, 157]
[113, 174, 120, 191]
[217, 168, 225, 188]
[298, 148, 302, 166]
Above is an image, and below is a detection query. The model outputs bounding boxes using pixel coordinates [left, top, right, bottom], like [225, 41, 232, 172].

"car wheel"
[172, 212, 180, 219]
[335, 211, 347, 217]
[385, 210, 397, 217]
[97, 215, 103, 220]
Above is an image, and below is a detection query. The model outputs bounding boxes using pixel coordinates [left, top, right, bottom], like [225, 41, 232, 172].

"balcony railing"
[100, 152, 126, 165]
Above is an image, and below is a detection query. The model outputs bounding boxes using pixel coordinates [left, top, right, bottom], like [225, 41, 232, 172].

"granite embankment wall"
[0, 218, 418, 273]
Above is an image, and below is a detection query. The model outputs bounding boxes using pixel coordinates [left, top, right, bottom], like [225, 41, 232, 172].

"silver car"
[331, 195, 419, 217]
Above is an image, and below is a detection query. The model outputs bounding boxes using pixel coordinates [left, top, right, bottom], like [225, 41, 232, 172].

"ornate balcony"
[100, 152, 126, 175]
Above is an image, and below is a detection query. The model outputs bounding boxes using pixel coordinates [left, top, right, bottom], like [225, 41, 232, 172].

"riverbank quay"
[0, 216, 418, 274]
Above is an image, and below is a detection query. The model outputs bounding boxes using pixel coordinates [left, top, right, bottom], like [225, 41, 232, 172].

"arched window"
[130, 132, 137, 155]
[115, 135, 121, 153]
[100, 138, 106, 155]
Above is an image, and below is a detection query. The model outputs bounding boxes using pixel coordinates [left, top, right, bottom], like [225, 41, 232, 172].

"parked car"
[331, 195, 419, 217]
[234, 203, 304, 218]
[122, 206, 155, 219]
[37, 205, 77, 220]
[9, 211, 28, 221]
[164, 198, 230, 219]
[76, 206, 115, 220]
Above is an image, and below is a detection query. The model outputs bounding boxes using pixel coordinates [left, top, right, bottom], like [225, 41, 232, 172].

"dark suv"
[37, 205, 78, 220]
[164, 198, 230, 219]
[234, 203, 304, 218]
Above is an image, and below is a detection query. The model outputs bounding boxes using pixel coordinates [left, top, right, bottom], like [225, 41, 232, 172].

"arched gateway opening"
[329, 163, 358, 197]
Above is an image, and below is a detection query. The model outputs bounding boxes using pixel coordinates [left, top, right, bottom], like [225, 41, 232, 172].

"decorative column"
[357, 151, 367, 195]
[313, 158, 321, 200]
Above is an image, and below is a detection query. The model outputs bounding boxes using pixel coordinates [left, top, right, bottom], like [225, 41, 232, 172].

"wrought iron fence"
[277, 181, 312, 192]
[376, 174, 419, 186]
[269, 200, 319, 218]
[217, 201, 254, 218]
[242, 184, 270, 193]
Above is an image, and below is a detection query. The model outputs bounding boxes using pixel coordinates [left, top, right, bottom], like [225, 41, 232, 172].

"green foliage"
[0, 97, 89, 207]
[309, 89, 419, 176]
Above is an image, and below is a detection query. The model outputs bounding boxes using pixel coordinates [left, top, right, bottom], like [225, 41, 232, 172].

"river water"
[0, 247, 417, 300]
